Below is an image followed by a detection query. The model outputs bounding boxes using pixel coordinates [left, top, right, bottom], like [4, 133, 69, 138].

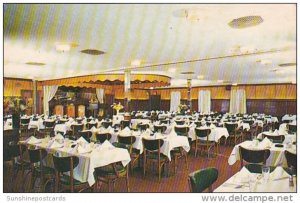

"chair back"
[44, 121, 55, 128]
[239, 146, 270, 168]
[57, 120, 67, 124]
[71, 124, 84, 133]
[120, 120, 130, 129]
[284, 150, 297, 174]
[175, 120, 185, 125]
[142, 138, 164, 152]
[243, 120, 254, 125]
[159, 120, 169, 125]
[53, 155, 79, 173]
[195, 128, 211, 139]
[194, 121, 202, 127]
[188, 167, 218, 192]
[102, 121, 113, 128]
[78, 131, 92, 142]
[28, 147, 48, 164]
[21, 118, 30, 125]
[96, 133, 112, 143]
[262, 134, 285, 143]
[137, 123, 149, 131]
[287, 124, 297, 134]
[174, 126, 189, 136]
[225, 123, 238, 134]
[87, 122, 97, 129]
[153, 125, 167, 133]
[118, 135, 136, 145]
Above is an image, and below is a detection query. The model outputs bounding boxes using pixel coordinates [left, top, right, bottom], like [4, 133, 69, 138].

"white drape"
[170, 91, 181, 112]
[198, 90, 211, 113]
[229, 89, 247, 114]
[96, 88, 104, 103]
[43, 85, 58, 116]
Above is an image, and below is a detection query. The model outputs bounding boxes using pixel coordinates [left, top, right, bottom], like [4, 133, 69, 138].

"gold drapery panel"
[40, 74, 170, 87]
[4, 78, 33, 97]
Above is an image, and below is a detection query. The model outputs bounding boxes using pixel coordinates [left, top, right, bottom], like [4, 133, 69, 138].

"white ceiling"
[3, 4, 296, 87]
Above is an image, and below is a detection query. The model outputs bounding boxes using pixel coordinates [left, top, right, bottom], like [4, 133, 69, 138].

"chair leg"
[194, 140, 198, 157]
[184, 152, 189, 171]
[174, 155, 177, 174]
[158, 163, 161, 182]
[126, 170, 130, 192]
[143, 154, 146, 177]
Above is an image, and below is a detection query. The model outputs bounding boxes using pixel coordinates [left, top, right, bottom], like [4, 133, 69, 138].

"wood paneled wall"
[4, 78, 33, 97]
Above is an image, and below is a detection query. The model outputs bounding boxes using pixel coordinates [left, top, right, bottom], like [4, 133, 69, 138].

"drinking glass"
[248, 174, 257, 192]
[262, 165, 270, 182]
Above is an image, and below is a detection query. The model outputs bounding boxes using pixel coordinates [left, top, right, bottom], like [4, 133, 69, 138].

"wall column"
[124, 70, 131, 111]
[187, 79, 192, 109]
[33, 79, 37, 114]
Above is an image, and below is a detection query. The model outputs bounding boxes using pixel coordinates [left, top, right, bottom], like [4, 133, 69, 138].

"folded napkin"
[273, 129, 279, 135]
[50, 141, 64, 149]
[89, 116, 93, 119]
[120, 127, 131, 136]
[259, 137, 272, 148]
[54, 133, 64, 140]
[77, 145, 92, 154]
[76, 137, 89, 144]
[189, 123, 196, 128]
[154, 133, 165, 139]
[90, 126, 97, 132]
[99, 140, 114, 150]
[131, 131, 141, 136]
[210, 124, 216, 129]
[236, 167, 251, 182]
[270, 167, 290, 181]
[89, 120, 96, 124]
[26, 136, 42, 144]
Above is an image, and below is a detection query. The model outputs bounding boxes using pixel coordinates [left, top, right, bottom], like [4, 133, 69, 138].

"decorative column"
[33, 79, 37, 114]
[124, 70, 131, 111]
[187, 79, 192, 109]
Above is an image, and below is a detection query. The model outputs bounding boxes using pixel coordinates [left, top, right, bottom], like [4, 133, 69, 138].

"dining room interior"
[2, 3, 297, 194]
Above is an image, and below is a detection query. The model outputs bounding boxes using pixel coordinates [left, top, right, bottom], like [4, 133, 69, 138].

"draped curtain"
[198, 90, 211, 113]
[170, 91, 181, 112]
[229, 89, 247, 114]
[96, 88, 104, 103]
[43, 85, 58, 116]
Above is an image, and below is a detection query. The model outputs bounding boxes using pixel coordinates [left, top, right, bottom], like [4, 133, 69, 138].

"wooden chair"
[287, 124, 297, 134]
[239, 146, 271, 173]
[225, 123, 241, 145]
[70, 124, 84, 139]
[20, 118, 30, 136]
[137, 123, 149, 131]
[175, 120, 185, 125]
[101, 121, 113, 129]
[188, 167, 218, 192]
[262, 134, 285, 143]
[86, 122, 98, 129]
[194, 128, 216, 158]
[96, 133, 112, 144]
[153, 125, 167, 133]
[120, 120, 130, 130]
[285, 150, 297, 175]
[117, 135, 140, 174]
[142, 138, 169, 182]
[52, 155, 90, 192]
[43, 120, 56, 137]
[27, 147, 55, 192]
[78, 131, 93, 143]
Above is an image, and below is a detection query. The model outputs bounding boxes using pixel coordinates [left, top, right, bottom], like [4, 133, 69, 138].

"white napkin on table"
[120, 127, 131, 136]
[69, 144, 78, 153]
[235, 167, 251, 182]
[90, 126, 97, 132]
[99, 140, 114, 150]
[167, 129, 177, 138]
[270, 167, 290, 181]
[89, 116, 93, 119]
[54, 133, 64, 140]
[26, 136, 42, 144]
[50, 141, 64, 149]
[259, 137, 272, 148]
[273, 129, 279, 135]
[210, 124, 216, 129]
[76, 137, 89, 144]
[77, 144, 92, 154]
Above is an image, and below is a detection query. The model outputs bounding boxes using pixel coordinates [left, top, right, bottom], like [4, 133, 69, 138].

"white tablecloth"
[131, 119, 151, 129]
[282, 114, 296, 122]
[228, 141, 296, 167]
[28, 119, 45, 131]
[214, 167, 296, 192]
[189, 127, 229, 142]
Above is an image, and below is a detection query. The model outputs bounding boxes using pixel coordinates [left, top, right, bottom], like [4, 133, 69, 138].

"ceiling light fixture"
[168, 67, 177, 73]
[197, 75, 204, 79]
[55, 42, 78, 52]
[217, 80, 223, 83]
[228, 16, 263, 29]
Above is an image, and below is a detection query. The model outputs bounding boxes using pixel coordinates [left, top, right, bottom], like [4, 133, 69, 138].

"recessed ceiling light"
[131, 59, 142, 66]
[55, 42, 78, 52]
[80, 49, 105, 55]
[180, 71, 195, 75]
[256, 59, 272, 65]
[217, 80, 223, 83]
[197, 75, 204, 79]
[25, 62, 46, 66]
[232, 83, 238, 86]
[278, 63, 296, 67]
[168, 67, 177, 73]
[228, 16, 263, 29]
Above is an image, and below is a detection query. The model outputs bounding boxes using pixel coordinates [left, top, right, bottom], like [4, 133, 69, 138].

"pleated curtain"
[170, 91, 181, 112]
[229, 89, 247, 114]
[43, 85, 58, 116]
[198, 90, 211, 113]
[96, 88, 104, 103]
